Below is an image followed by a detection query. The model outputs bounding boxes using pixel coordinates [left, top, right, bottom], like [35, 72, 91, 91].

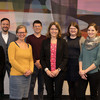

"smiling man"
[0, 18, 17, 97]
[26, 20, 46, 100]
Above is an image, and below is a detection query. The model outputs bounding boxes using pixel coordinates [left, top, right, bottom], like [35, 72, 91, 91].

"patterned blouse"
[50, 43, 57, 71]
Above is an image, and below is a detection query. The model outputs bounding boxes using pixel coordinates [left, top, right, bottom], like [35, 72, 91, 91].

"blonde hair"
[16, 25, 27, 34]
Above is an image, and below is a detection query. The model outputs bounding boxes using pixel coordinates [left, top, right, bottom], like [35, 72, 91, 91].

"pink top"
[50, 43, 57, 71]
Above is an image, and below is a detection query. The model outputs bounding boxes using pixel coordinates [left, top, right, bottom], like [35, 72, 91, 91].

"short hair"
[33, 20, 42, 26]
[67, 22, 81, 37]
[1, 18, 10, 23]
[16, 25, 27, 34]
[87, 23, 98, 31]
[46, 22, 62, 38]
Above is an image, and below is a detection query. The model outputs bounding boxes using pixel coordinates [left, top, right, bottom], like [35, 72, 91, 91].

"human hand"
[51, 69, 59, 77]
[79, 70, 87, 80]
[79, 70, 86, 76]
[24, 70, 32, 77]
[46, 70, 55, 78]
[35, 60, 42, 69]
[81, 74, 87, 80]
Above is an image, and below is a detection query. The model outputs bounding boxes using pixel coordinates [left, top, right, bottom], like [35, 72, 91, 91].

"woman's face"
[17, 28, 27, 41]
[87, 26, 97, 38]
[50, 25, 59, 38]
[69, 25, 78, 36]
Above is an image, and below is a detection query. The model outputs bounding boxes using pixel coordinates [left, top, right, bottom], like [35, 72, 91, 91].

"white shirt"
[2, 32, 8, 44]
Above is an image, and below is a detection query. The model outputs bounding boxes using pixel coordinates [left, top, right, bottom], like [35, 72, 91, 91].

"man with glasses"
[26, 20, 46, 100]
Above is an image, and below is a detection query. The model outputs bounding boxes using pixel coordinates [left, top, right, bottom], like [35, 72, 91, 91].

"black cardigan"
[40, 38, 68, 71]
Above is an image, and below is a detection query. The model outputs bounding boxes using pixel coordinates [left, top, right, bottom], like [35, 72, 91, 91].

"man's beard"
[2, 28, 9, 32]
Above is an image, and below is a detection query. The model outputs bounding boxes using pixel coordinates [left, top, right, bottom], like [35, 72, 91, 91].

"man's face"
[1, 20, 10, 33]
[33, 23, 42, 34]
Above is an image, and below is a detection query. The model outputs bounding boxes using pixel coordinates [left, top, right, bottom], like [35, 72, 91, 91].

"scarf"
[85, 36, 100, 50]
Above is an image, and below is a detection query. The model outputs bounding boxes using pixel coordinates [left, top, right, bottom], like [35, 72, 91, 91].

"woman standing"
[40, 22, 68, 100]
[79, 23, 100, 100]
[0, 46, 5, 98]
[64, 22, 85, 100]
[8, 25, 34, 100]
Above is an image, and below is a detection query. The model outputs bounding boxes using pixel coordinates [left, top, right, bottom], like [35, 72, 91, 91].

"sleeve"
[0, 46, 5, 72]
[58, 39, 68, 71]
[79, 36, 85, 51]
[93, 44, 100, 67]
[79, 44, 84, 62]
[40, 40, 47, 70]
[8, 42, 27, 74]
[29, 45, 34, 72]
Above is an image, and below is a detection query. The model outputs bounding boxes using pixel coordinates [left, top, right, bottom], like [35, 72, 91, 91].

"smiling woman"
[79, 23, 100, 100]
[16, 25, 27, 43]
[87, 24, 98, 39]
[8, 25, 34, 100]
[40, 22, 68, 100]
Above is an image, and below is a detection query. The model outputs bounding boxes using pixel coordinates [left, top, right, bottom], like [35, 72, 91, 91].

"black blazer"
[40, 38, 68, 71]
[0, 46, 5, 75]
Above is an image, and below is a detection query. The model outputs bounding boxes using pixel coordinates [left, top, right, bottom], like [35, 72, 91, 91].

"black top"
[67, 36, 80, 59]
[65, 36, 81, 81]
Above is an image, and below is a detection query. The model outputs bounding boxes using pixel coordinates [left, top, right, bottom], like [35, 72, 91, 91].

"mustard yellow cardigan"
[8, 42, 34, 76]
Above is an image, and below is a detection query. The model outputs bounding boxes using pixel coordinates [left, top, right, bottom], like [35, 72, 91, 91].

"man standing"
[26, 20, 46, 100]
[0, 18, 17, 96]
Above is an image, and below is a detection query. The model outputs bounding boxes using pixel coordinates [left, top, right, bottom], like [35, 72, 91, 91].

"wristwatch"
[44, 68, 49, 72]
[58, 68, 61, 72]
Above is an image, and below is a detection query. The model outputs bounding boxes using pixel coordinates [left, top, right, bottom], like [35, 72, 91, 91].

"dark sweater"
[65, 36, 81, 81]
[26, 34, 46, 63]
[67, 36, 80, 59]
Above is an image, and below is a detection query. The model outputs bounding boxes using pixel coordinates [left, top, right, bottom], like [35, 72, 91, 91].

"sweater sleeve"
[79, 44, 84, 61]
[93, 44, 100, 67]
[79, 36, 85, 51]
[29, 44, 34, 72]
[40, 40, 47, 70]
[8, 42, 27, 74]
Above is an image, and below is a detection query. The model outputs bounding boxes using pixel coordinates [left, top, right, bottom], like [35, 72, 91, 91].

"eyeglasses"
[50, 28, 58, 31]
[17, 32, 26, 34]
[70, 28, 77, 30]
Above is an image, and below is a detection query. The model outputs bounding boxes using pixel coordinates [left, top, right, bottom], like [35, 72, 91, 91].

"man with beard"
[0, 18, 17, 97]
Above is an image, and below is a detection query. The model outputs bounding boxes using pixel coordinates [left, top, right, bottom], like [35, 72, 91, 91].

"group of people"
[0, 18, 100, 100]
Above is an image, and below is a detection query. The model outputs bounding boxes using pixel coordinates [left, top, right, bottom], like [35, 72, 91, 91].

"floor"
[1, 95, 91, 100]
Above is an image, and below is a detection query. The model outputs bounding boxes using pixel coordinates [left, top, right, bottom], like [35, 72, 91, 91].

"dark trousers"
[78, 71, 100, 100]
[44, 71, 65, 100]
[0, 61, 11, 95]
[67, 79, 81, 100]
[28, 66, 44, 100]
[0, 75, 4, 96]
[98, 83, 100, 100]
